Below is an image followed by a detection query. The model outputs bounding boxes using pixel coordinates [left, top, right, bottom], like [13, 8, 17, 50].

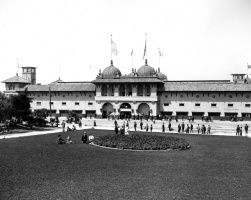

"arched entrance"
[120, 103, 131, 119]
[138, 103, 150, 119]
[102, 103, 113, 118]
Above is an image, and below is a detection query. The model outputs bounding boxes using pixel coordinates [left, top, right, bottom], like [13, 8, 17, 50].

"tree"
[33, 108, 48, 119]
[9, 94, 32, 121]
[0, 92, 11, 121]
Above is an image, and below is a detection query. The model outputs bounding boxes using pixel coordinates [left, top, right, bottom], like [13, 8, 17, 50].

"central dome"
[137, 60, 155, 77]
[102, 60, 121, 78]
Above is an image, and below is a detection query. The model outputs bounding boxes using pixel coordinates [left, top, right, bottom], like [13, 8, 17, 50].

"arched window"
[137, 85, 143, 96]
[119, 85, 125, 96]
[145, 84, 151, 96]
[107, 84, 114, 96]
[127, 85, 132, 96]
[101, 85, 107, 96]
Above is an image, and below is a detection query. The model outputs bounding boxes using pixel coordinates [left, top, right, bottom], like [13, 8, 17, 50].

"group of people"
[61, 120, 78, 132]
[114, 120, 129, 135]
[236, 124, 249, 136]
[56, 132, 94, 144]
[56, 135, 73, 144]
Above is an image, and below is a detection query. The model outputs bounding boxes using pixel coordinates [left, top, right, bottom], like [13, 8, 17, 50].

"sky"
[0, 0, 251, 91]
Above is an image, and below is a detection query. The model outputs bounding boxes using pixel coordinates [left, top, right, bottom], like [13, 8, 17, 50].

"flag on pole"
[111, 39, 118, 56]
[131, 49, 133, 56]
[16, 59, 20, 68]
[248, 64, 251, 69]
[159, 49, 163, 57]
[143, 40, 146, 59]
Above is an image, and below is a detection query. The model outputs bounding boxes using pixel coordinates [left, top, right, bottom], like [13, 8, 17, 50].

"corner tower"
[21, 67, 36, 85]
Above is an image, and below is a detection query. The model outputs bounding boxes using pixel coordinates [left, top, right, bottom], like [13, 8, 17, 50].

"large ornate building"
[2, 60, 251, 120]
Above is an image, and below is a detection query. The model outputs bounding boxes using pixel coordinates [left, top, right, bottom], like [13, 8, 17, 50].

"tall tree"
[0, 92, 11, 121]
[10, 94, 32, 121]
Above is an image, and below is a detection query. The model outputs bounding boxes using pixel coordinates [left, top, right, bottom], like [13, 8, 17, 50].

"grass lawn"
[0, 129, 251, 200]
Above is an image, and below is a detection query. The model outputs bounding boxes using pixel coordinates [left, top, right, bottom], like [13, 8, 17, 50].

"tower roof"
[1, 74, 30, 83]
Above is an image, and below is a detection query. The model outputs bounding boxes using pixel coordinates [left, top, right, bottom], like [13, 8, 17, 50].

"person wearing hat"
[82, 132, 88, 143]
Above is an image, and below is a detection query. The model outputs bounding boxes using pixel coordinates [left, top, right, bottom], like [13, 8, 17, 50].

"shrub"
[93, 134, 190, 150]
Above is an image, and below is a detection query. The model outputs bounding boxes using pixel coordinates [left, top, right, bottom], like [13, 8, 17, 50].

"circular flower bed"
[92, 134, 191, 150]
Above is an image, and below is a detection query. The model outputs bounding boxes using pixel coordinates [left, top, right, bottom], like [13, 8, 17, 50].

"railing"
[95, 96, 157, 102]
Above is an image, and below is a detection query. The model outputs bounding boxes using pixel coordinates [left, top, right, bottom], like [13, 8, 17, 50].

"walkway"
[0, 118, 250, 139]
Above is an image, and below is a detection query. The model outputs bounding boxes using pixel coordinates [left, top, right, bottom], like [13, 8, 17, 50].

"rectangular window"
[164, 103, 169, 106]
[245, 104, 250, 107]
[62, 102, 66, 106]
[179, 103, 184, 107]
[195, 103, 200, 107]
[88, 102, 93, 105]
[75, 102, 80, 106]
[228, 104, 234, 107]
[211, 103, 217, 107]
[36, 102, 41, 106]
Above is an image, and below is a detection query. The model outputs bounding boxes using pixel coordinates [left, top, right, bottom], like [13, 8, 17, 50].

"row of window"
[36, 102, 93, 106]
[29, 93, 93, 97]
[161, 93, 250, 98]
[164, 103, 251, 107]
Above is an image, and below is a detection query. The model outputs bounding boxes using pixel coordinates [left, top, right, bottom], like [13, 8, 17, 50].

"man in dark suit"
[181, 122, 185, 132]
[140, 121, 143, 130]
[82, 132, 88, 143]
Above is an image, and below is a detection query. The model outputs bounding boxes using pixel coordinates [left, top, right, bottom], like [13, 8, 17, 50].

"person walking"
[140, 121, 143, 130]
[190, 124, 193, 133]
[240, 127, 242, 136]
[115, 125, 119, 134]
[197, 124, 200, 134]
[162, 122, 165, 132]
[236, 125, 240, 136]
[61, 120, 66, 132]
[186, 124, 190, 134]
[207, 125, 211, 135]
[134, 121, 137, 131]
[203, 125, 206, 134]
[150, 124, 153, 132]
[245, 124, 249, 136]
[94, 120, 97, 127]
[146, 123, 149, 132]
[201, 125, 205, 134]
[178, 124, 181, 133]
[181, 122, 185, 132]
[168, 122, 171, 131]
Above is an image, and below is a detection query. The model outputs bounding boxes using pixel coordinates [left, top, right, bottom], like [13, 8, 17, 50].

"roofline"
[55, 81, 93, 83]
[163, 80, 231, 83]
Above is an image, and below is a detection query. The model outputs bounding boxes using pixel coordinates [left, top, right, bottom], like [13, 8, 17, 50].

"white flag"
[143, 40, 146, 59]
[159, 50, 163, 57]
[111, 39, 118, 56]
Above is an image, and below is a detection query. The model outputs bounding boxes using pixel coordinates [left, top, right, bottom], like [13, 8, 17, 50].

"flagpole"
[158, 48, 160, 69]
[111, 35, 112, 61]
[16, 59, 19, 75]
[131, 49, 133, 68]
[145, 33, 147, 60]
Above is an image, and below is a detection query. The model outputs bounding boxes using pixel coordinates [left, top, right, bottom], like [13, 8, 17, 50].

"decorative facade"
[2, 60, 251, 120]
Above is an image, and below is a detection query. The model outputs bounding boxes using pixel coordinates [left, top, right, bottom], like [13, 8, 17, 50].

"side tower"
[22, 67, 36, 85]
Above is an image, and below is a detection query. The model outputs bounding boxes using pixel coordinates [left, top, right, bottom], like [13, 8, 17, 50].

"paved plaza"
[1, 118, 250, 140]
